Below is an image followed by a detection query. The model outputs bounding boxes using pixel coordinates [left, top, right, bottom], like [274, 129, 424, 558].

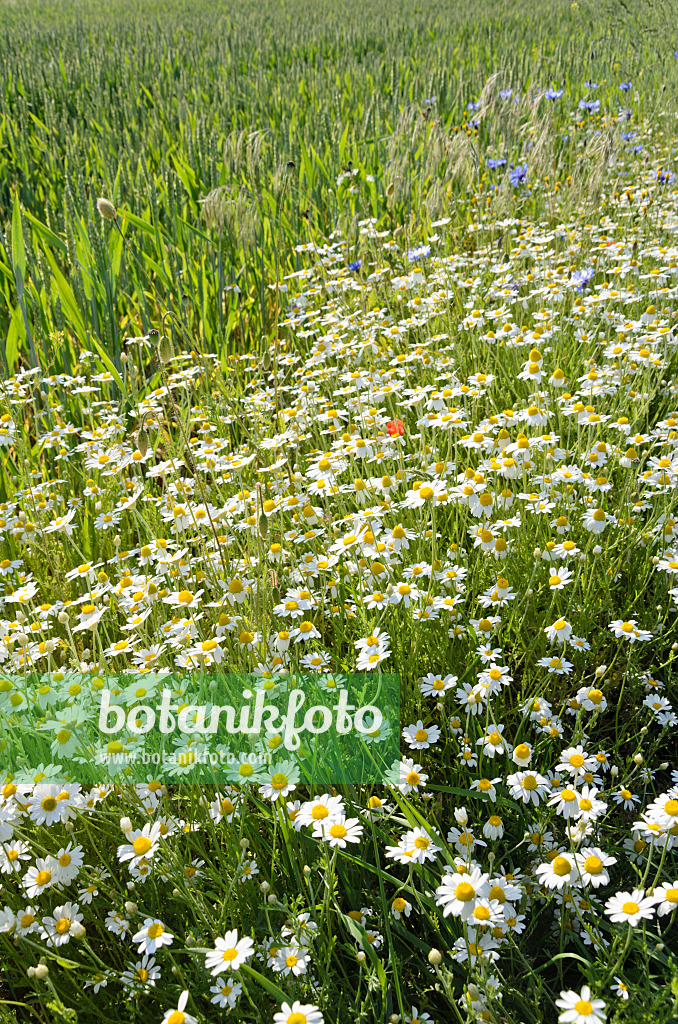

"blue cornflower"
[545, 88, 564, 100]
[486, 157, 508, 170]
[571, 267, 595, 293]
[578, 99, 600, 112]
[406, 245, 431, 263]
[633, 145, 644, 154]
[467, 101, 481, 112]
[658, 170, 676, 185]
[509, 164, 528, 187]
[619, 81, 632, 91]
[584, 80, 598, 88]
[424, 97, 436, 107]
[620, 132, 636, 140]
[500, 89, 513, 99]
[348, 259, 363, 272]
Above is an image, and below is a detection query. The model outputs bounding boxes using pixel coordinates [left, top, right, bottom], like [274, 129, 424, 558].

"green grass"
[1, 2, 678, 1023]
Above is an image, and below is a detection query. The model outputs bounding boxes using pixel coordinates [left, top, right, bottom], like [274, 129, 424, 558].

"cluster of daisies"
[0, 95, 678, 1022]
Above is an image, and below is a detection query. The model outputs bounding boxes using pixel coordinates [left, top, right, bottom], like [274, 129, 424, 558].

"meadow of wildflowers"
[1, 0, 678, 1022]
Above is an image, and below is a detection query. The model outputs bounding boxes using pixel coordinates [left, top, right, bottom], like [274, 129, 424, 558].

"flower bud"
[595, 664, 607, 677]
[120, 816, 132, 833]
[136, 427, 149, 458]
[260, 880, 270, 893]
[158, 334, 173, 364]
[633, 753, 643, 764]
[97, 197, 117, 221]
[34, 964, 49, 980]
[356, 951, 367, 963]
[428, 948, 443, 966]
[71, 921, 85, 939]
[124, 901, 137, 914]
[58, 610, 69, 624]
[267, 893, 277, 904]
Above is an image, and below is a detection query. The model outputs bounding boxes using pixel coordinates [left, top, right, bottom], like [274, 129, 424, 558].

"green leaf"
[239, 963, 288, 1004]
[43, 247, 88, 343]
[11, 193, 25, 283]
[5, 303, 23, 372]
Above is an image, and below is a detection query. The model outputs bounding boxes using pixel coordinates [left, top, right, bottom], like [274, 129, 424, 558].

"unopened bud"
[267, 893, 277, 904]
[34, 964, 49, 980]
[260, 880, 270, 893]
[239, 837, 249, 849]
[428, 948, 443, 966]
[610, 765, 618, 777]
[58, 611, 69, 624]
[303, 865, 312, 876]
[633, 753, 643, 764]
[71, 921, 85, 939]
[124, 901, 137, 914]
[158, 334, 173, 364]
[120, 816, 132, 834]
[136, 428, 149, 458]
[97, 197, 117, 221]
[356, 951, 367, 963]
[595, 664, 607, 677]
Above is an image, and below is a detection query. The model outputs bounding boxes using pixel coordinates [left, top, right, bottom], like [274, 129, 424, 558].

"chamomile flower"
[605, 889, 656, 925]
[555, 986, 606, 1024]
